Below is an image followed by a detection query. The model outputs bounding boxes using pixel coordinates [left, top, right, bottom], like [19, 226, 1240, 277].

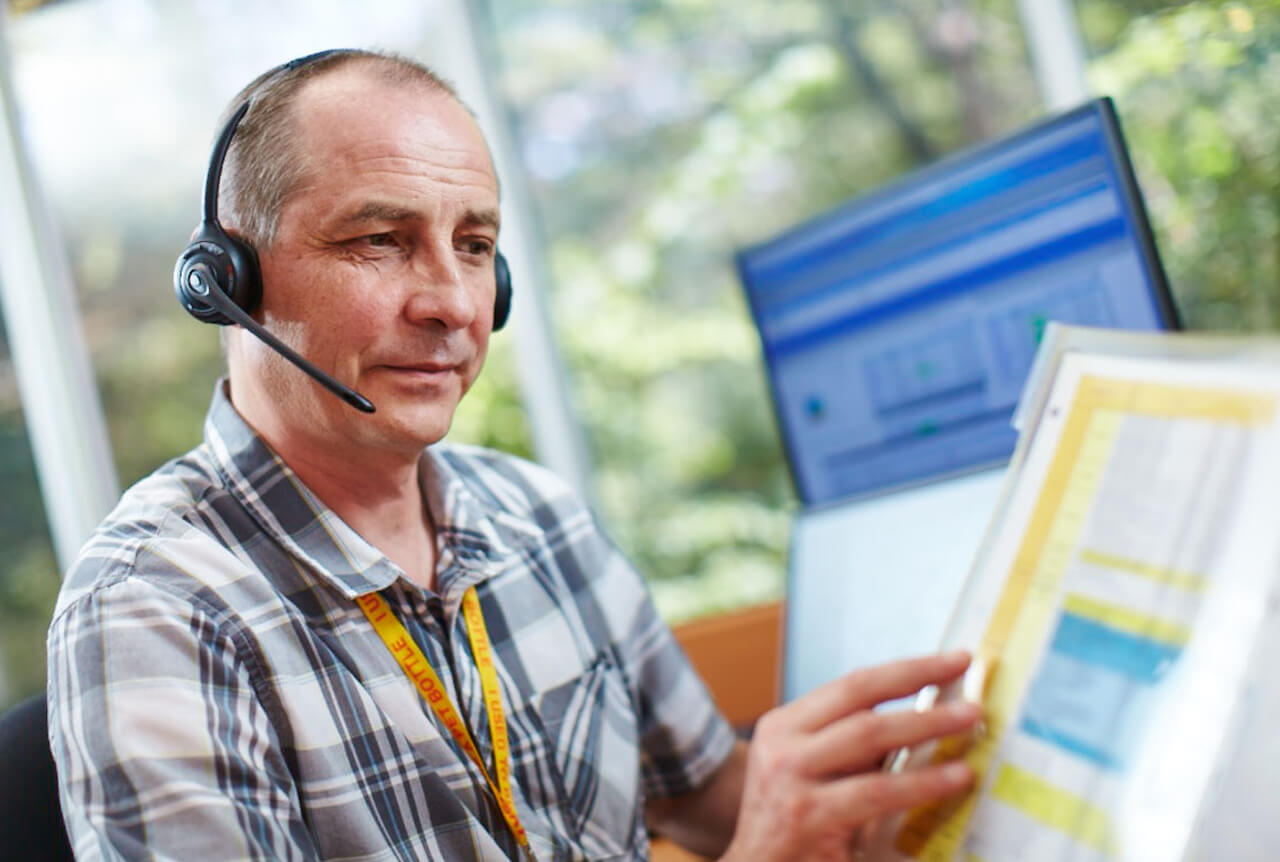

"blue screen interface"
[738, 103, 1174, 506]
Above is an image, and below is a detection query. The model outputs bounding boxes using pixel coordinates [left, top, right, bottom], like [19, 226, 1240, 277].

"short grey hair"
[217, 49, 462, 248]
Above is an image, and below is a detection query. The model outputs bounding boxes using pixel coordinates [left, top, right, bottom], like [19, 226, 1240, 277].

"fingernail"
[943, 761, 972, 784]
[947, 701, 981, 720]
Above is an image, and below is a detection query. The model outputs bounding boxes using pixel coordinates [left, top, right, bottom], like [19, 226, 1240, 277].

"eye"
[458, 237, 495, 257]
[363, 232, 396, 248]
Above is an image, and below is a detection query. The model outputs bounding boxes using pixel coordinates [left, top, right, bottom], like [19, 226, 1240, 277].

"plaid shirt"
[48, 384, 735, 861]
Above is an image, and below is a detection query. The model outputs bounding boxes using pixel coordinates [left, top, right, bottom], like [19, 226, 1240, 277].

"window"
[479, 0, 1041, 618]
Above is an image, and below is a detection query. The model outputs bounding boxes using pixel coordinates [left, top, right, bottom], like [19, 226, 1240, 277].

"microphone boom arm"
[184, 264, 376, 413]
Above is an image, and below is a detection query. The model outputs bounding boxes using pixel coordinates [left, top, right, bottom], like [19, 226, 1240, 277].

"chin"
[370, 407, 456, 450]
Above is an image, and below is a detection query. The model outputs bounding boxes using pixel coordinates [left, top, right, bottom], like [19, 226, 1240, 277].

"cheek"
[260, 255, 369, 321]
[300, 285, 388, 353]
[466, 328, 492, 377]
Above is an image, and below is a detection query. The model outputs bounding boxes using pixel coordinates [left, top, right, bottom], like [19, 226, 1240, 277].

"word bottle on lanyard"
[359, 587, 531, 857]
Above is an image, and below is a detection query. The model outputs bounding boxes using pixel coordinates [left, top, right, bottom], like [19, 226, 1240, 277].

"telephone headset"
[173, 50, 513, 415]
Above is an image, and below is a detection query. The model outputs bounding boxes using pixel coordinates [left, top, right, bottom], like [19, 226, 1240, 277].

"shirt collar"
[202, 381, 522, 603]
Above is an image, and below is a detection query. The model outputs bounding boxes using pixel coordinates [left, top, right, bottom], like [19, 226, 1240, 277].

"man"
[48, 50, 980, 861]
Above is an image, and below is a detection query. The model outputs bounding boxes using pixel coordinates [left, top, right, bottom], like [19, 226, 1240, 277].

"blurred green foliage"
[0, 397, 58, 709]
[2, 0, 1278, 710]
[1081, 0, 1280, 330]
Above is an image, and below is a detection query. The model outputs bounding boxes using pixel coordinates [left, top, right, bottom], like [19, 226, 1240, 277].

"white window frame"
[0, 12, 119, 572]
[1018, 0, 1091, 110]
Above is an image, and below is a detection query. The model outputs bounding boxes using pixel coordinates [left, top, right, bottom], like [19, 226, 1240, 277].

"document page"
[871, 338, 1280, 862]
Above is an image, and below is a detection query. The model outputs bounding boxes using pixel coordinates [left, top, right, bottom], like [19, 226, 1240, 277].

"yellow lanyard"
[357, 587, 530, 853]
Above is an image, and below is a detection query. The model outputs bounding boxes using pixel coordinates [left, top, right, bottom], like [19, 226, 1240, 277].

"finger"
[826, 759, 976, 827]
[788, 651, 971, 731]
[799, 700, 983, 776]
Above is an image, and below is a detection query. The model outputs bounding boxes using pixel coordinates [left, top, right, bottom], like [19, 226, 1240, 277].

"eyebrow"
[461, 208, 502, 231]
[333, 202, 418, 227]
[334, 201, 501, 232]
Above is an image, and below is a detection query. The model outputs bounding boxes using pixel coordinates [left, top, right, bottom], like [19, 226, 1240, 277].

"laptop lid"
[782, 467, 1005, 702]
[737, 98, 1178, 510]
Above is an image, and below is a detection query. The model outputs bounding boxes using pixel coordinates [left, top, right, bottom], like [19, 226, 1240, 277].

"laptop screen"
[737, 98, 1178, 508]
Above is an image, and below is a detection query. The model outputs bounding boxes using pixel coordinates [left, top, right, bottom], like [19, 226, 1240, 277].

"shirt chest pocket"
[512, 653, 642, 859]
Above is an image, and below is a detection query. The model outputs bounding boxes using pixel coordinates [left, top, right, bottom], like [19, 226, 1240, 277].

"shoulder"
[429, 443, 625, 591]
[53, 450, 242, 623]
[430, 442, 587, 523]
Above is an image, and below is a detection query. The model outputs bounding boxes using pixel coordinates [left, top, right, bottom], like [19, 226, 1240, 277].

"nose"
[403, 243, 483, 330]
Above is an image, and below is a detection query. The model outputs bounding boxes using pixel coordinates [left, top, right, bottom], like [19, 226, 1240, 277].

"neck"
[229, 382, 439, 591]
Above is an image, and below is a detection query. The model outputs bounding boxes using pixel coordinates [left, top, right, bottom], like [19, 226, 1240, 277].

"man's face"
[239, 68, 500, 457]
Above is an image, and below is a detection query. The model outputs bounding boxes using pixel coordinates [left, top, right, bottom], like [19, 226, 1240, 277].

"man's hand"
[721, 651, 981, 862]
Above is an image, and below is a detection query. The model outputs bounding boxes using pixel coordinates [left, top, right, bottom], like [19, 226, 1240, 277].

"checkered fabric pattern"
[47, 383, 735, 861]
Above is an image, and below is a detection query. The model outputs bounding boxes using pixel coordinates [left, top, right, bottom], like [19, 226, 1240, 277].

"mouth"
[375, 362, 461, 383]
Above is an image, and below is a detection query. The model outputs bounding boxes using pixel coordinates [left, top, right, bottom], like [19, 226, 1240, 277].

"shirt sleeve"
[586, 522, 738, 800]
[47, 575, 317, 861]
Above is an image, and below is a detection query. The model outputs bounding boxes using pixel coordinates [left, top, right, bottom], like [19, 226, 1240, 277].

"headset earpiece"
[493, 250, 512, 331]
[174, 99, 260, 326]
[174, 221, 262, 325]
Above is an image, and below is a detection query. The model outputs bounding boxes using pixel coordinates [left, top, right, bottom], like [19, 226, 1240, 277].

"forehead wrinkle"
[348, 153, 496, 187]
[290, 153, 498, 217]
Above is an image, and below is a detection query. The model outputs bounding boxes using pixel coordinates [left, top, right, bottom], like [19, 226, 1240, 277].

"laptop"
[735, 98, 1180, 702]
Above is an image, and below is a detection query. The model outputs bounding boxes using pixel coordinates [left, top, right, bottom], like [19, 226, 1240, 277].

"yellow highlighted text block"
[1077, 548, 1205, 592]
[1061, 593, 1191, 647]
[990, 763, 1115, 858]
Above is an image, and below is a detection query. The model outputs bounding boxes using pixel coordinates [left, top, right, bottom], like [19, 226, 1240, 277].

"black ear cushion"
[493, 250, 512, 331]
[223, 232, 263, 312]
[173, 226, 262, 325]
